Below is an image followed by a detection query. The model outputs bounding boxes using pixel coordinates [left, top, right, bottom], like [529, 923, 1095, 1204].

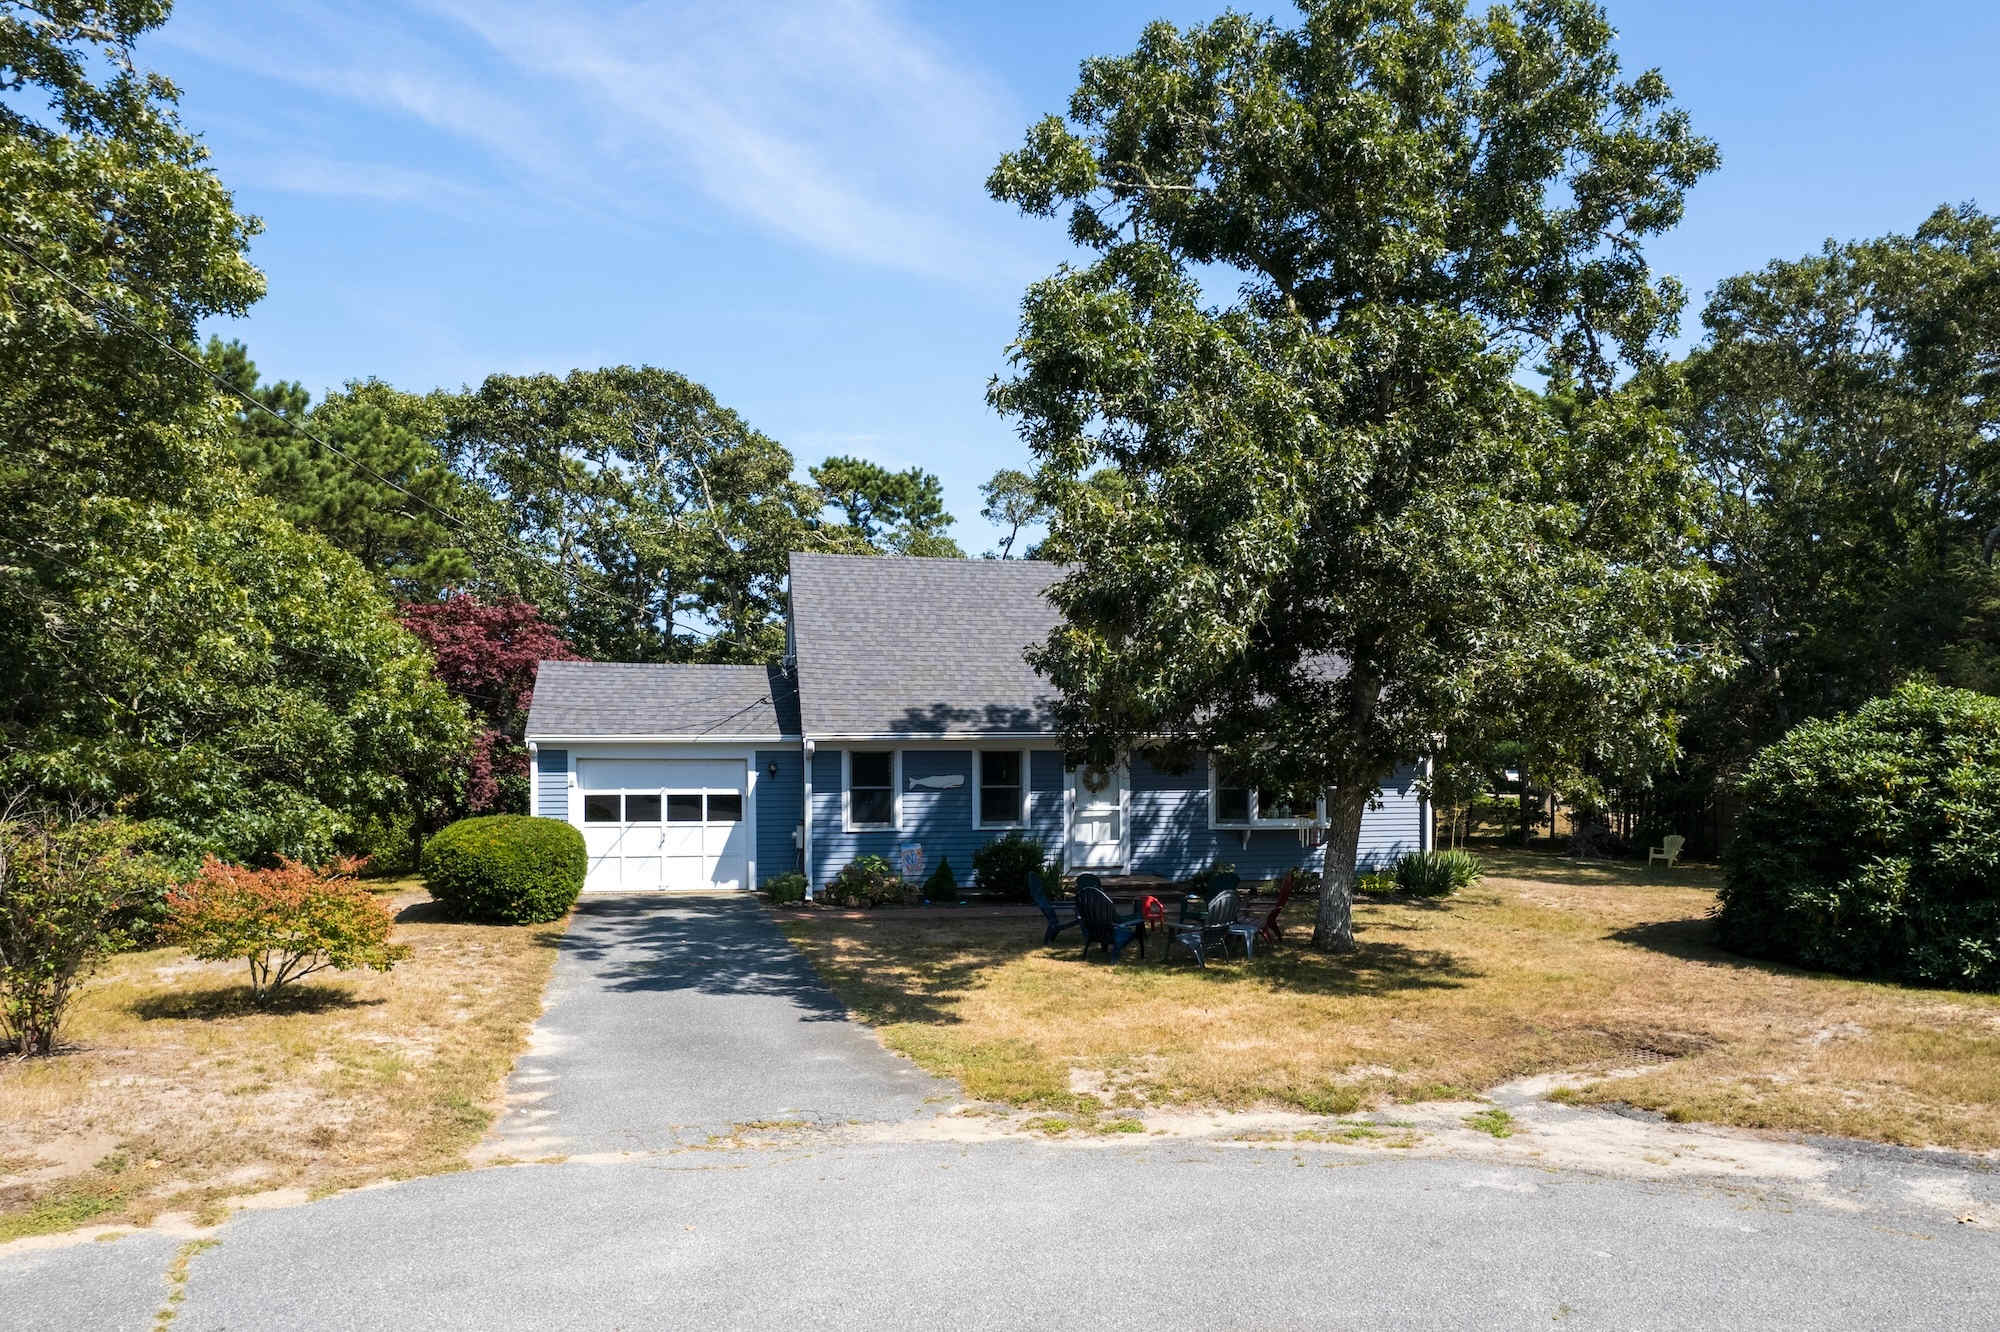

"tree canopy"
[1, 2, 472, 864]
[1667, 204, 2000, 763]
[1, 499, 472, 864]
[810, 455, 963, 557]
[442, 365, 859, 663]
[979, 468, 1047, 558]
[989, 0, 1720, 948]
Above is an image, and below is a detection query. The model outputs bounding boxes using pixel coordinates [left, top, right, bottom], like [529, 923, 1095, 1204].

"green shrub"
[762, 872, 807, 905]
[923, 857, 958, 904]
[421, 815, 584, 924]
[1394, 849, 1485, 898]
[340, 810, 419, 876]
[823, 855, 913, 908]
[1718, 680, 2000, 990]
[971, 832, 1047, 901]
[0, 808, 165, 1055]
[1186, 860, 1238, 893]
[1357, 870, 1396, 895]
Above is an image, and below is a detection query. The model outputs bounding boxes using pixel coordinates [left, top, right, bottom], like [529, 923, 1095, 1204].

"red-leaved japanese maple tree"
[400, 597, 582, 817]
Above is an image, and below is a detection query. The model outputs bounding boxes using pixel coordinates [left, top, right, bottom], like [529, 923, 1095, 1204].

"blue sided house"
[524, 553, 1432, 895]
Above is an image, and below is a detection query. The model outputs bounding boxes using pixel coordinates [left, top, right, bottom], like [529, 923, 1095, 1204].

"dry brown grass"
[782, 850, 2000, 1150]
[0, 882, 561, 1242]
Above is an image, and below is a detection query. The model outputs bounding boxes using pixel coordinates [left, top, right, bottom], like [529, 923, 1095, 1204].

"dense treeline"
[1427, 206, 2000, 854]
[4, 0, 1993, 877]
[0, 1, 965, 864]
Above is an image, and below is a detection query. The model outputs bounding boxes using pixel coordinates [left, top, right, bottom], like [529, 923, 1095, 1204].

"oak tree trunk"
[1311, 785, 1371, 953]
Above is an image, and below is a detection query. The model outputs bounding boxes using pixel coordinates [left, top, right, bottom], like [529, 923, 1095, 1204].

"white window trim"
[841, 748, 902, 833]
[1208, 762, 1327, 830]
[971, 748, 1032, 830]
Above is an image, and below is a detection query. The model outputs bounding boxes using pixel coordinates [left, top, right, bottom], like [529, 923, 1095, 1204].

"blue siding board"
[534, 748, 568, 819]
[812, 747, 1064, 891]
[1128, 754, 1424, 880]
[756, 749, 803, 883]
[808, 747, 1424, 890]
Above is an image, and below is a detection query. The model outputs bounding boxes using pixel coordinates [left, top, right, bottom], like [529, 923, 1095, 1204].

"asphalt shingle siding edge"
[788, 553, 1064, 737]
[525, 662, 801, 739]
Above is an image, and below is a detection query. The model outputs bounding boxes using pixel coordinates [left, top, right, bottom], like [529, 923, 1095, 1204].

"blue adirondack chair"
[1028, 872, 1080, 944]
[1168, 888, 1241, 967]
[1076, 885, 1146, 962]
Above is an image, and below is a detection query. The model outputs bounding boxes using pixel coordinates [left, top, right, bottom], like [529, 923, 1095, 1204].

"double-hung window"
[1210, 762, 1325, 830]
[975, 750, 1028, 828]
[844, 750, 898, 830]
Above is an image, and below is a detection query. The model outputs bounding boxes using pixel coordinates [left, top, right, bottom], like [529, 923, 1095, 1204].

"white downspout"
[801, 737, 817, 899]
[527, 740, 538, 816]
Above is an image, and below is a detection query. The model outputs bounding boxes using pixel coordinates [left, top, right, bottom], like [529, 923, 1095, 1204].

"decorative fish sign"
[907, 774, 965, 791]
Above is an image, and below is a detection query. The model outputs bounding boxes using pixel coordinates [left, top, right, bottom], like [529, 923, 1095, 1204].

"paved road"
[7, 893, 1997, 1330]
[15, 1138, 1997, 1331]
[486, 893, 947, 1155]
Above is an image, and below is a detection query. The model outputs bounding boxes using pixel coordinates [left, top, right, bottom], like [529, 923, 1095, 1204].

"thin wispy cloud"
[167, 0, 1035, 285]
[258, 156, 505, 214]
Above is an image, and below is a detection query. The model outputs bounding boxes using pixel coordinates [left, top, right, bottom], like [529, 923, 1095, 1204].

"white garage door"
[576, 758, 748, 892]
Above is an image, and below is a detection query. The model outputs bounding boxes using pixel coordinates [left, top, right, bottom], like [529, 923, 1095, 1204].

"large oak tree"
[988, 0, 1721, 949]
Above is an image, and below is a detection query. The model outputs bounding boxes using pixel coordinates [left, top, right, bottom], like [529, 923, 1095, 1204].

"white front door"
[577, 758, 748, 891]
[1067, 762, 1128, 872]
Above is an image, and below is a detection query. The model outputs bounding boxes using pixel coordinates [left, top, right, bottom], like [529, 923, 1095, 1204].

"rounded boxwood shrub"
[1718, 680, 2000, 989]
[971, 832, 1047, 901]
[422, 815, 585, 924]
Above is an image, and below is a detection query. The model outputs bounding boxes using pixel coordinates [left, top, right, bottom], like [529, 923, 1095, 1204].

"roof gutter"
[524, 733, 802, 745]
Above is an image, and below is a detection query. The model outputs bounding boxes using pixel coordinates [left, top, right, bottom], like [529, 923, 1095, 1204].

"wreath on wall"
[1081, 763, 1113, 794]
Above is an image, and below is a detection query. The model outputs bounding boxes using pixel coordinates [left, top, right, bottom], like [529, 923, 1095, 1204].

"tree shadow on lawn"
[805, 912, 1480, 1028]
[1604, 911, 1814, 983]
[1609, 912, 1996, 996]
[1126, 937, 1479, 997]
[130, 983, 384, 1022]
[560, 894, 878, 1021]
[393, 898, 453, 924]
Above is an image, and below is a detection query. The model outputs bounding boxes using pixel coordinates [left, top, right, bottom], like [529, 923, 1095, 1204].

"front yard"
[0, 883, 559, 1244]
[784, 850, 2000, 1150]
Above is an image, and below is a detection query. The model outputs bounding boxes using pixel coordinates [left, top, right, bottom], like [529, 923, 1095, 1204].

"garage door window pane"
[667, 794, 703, 822]
[583, 793, 621, 823]
[625, 793, 662, 823]
[706, 792, 742, 822]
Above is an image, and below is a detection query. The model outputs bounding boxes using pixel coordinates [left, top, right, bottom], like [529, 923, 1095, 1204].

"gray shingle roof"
[526, 662, 801, 739]
[788, 553, 1064, 737]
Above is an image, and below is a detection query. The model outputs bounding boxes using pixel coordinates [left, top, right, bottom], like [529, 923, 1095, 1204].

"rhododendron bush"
[167, 858, 410, 1003]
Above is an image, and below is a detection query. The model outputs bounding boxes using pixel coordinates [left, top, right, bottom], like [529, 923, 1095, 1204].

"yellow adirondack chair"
[1648, 834, 1685, 868]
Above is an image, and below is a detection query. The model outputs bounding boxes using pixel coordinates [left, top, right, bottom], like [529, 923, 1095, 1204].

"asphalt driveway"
[486, 892, 946, 1155]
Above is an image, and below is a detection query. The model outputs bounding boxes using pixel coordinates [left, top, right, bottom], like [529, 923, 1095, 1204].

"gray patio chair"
[1168, 888, 1240, 967]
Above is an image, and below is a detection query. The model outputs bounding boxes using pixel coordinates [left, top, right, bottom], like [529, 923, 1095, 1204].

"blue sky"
[161, 0, 2000, 554]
